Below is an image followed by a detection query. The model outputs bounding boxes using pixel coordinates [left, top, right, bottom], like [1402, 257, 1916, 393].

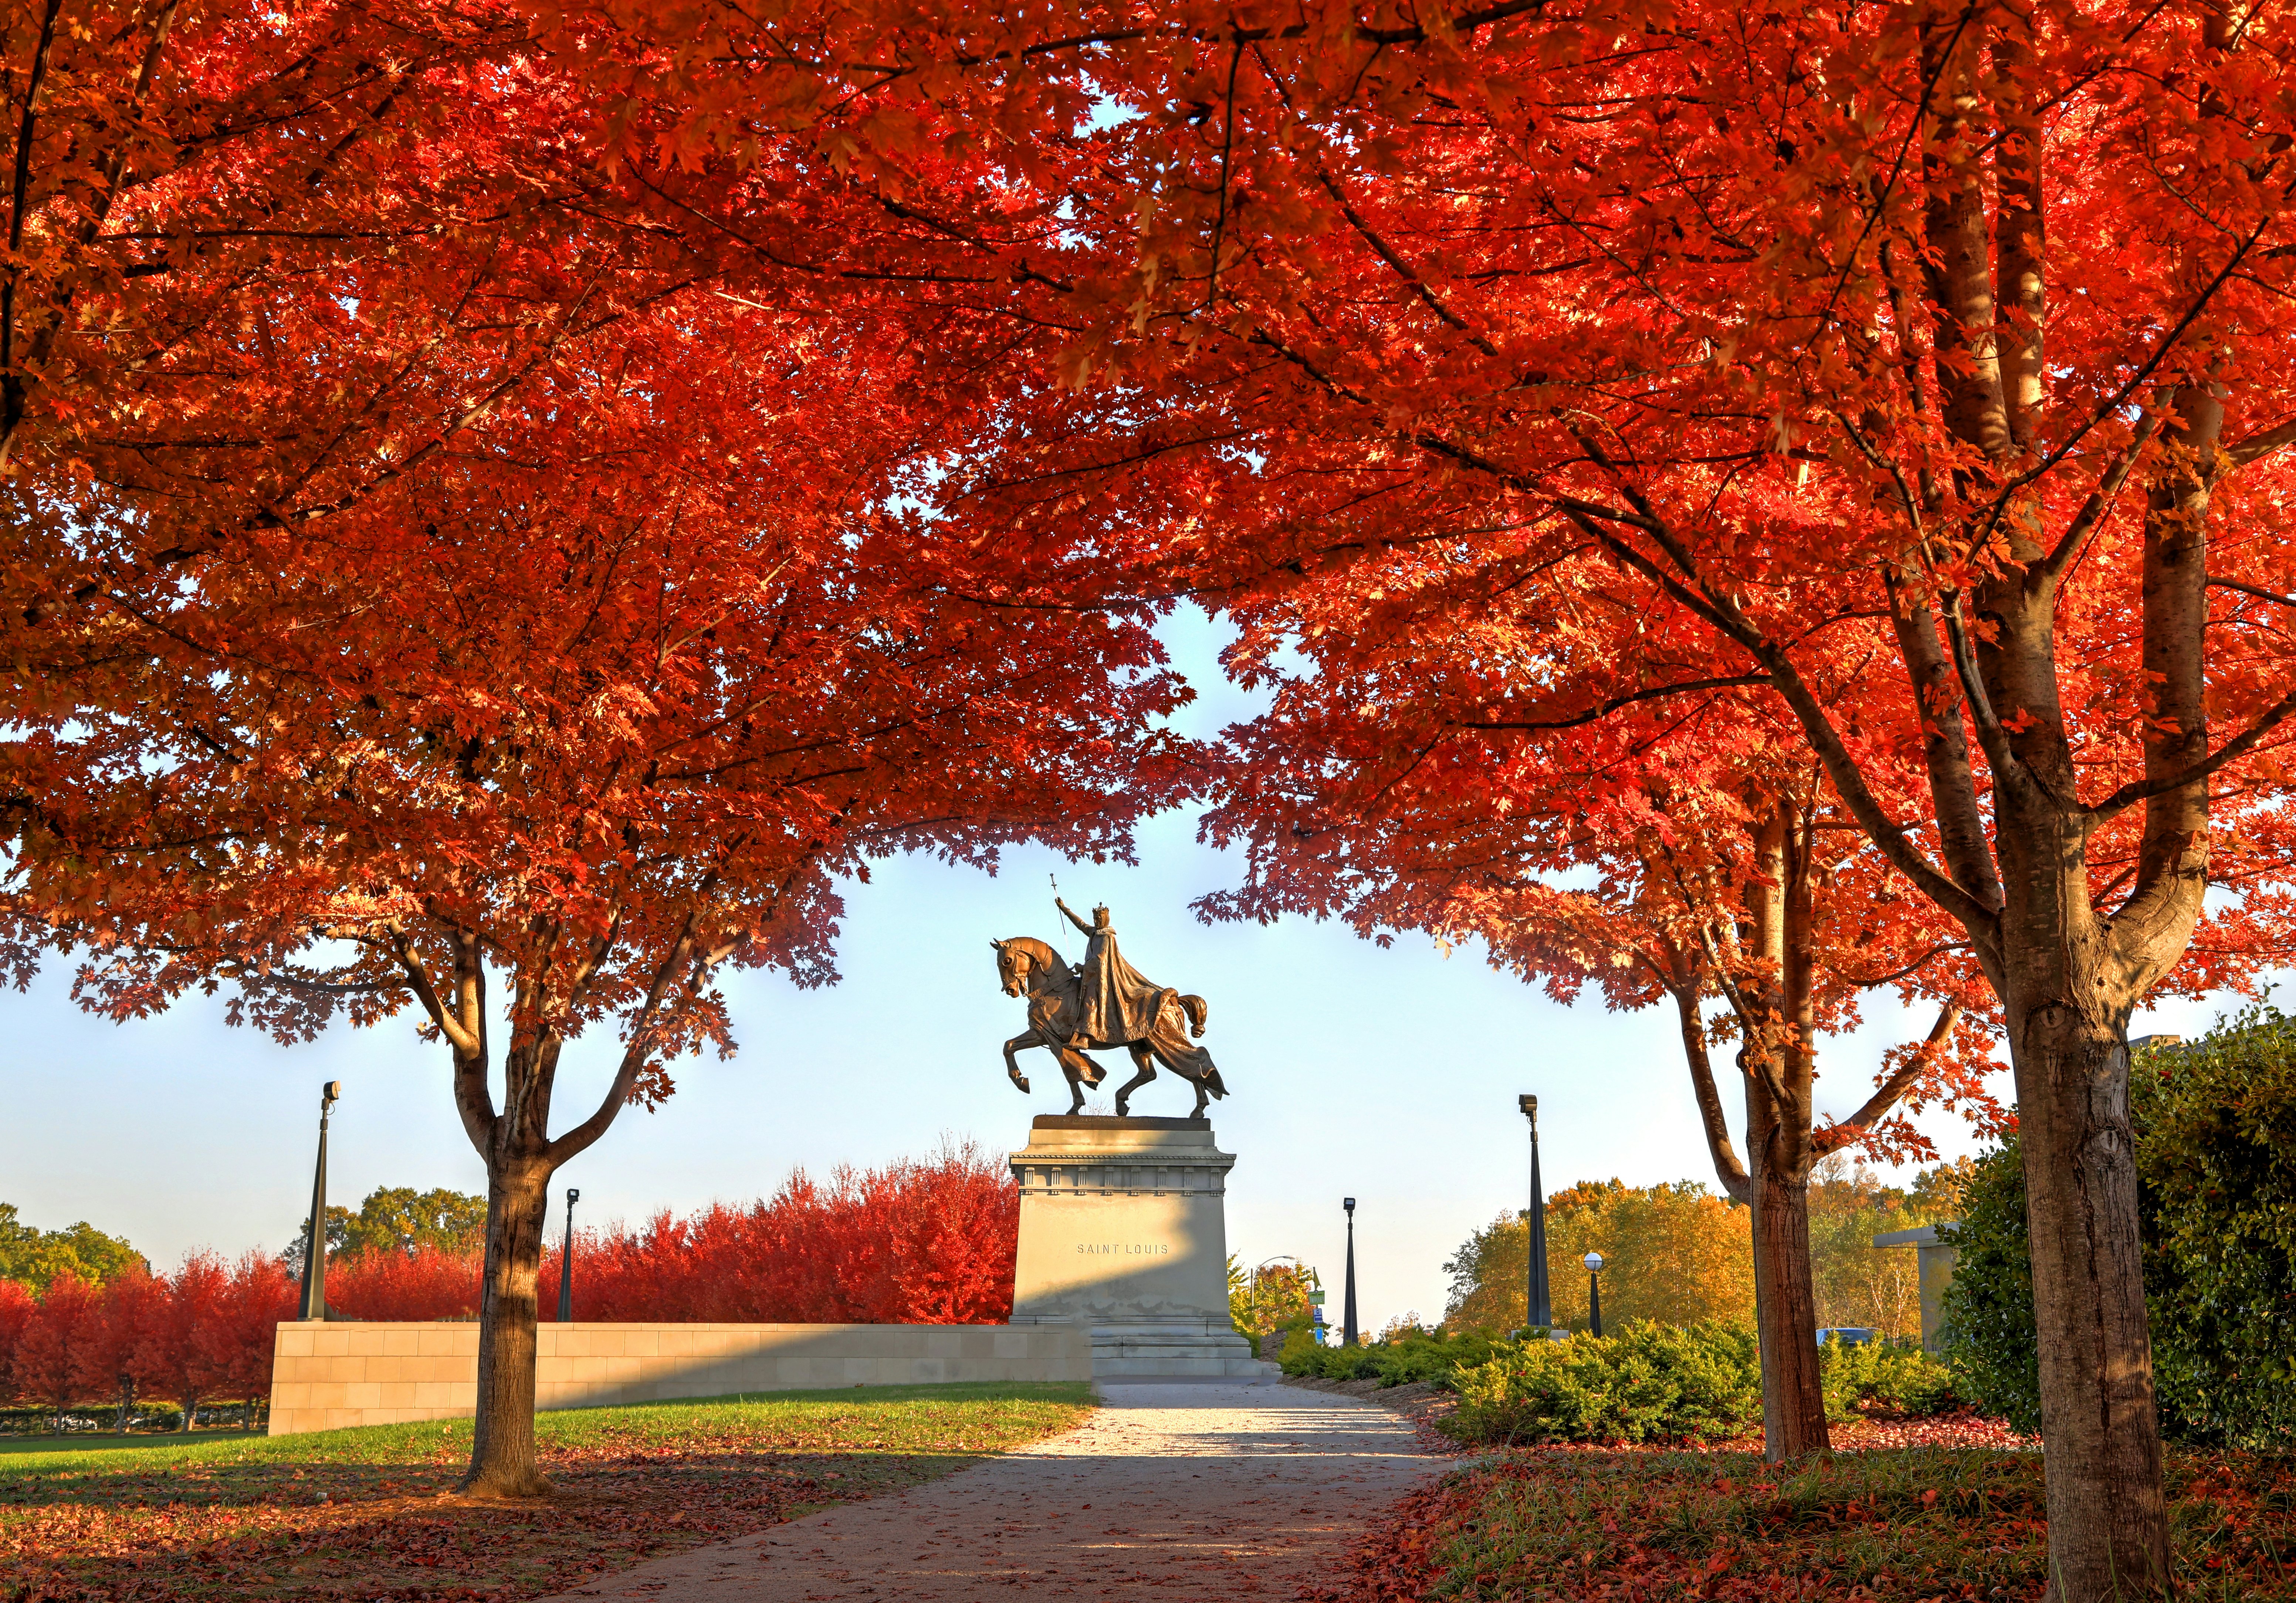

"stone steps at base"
[1087, 1327, 1279, 1379]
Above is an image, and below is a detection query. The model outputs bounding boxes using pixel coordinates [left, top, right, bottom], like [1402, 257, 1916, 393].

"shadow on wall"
[266, 1321, 1094, 1436]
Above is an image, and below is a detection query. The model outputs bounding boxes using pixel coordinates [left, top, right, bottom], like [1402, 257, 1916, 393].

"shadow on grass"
[0, 1383, 1096, 1601]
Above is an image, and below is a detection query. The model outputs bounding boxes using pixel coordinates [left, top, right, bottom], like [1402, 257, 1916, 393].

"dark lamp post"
[296, 1081, 343, 1322]
[557, 1188, 580, 1323]
[1342, 1197, 1359, 1347]
[1585, 1250, 1605, 1339]
[1519, 1094, 1551, 1330]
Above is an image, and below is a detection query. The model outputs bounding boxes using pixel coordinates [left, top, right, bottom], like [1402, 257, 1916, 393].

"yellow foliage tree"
[1445, 1165, 1965, 1339]
[1444, 1180, 1754, 1333]
[1805, 1156, 1963, 1337]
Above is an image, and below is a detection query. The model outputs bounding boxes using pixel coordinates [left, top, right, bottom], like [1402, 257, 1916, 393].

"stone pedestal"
[1007, 1116, 1273, 1379]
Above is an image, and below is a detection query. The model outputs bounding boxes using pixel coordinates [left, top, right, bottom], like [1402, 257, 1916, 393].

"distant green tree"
[0, 1204, 145, 1292]
[282, 1186, 487, 1276]
[339, 1187, 489, 1258]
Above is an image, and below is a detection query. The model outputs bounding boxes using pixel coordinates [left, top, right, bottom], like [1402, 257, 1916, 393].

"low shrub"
[1442, 1321, 1762, 1445]
[1817, 1334, 1955, 1421]
[1279, 1326, 1505, 1388]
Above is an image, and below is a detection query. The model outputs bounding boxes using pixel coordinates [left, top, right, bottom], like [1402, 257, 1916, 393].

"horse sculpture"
[992, 928, 1227, 1117]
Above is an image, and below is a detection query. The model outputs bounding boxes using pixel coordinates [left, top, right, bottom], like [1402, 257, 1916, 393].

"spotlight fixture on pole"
[1519, 1094, 1551, 1330]
[1342, 1197, 1359, 1347]
[296, 1082, 343, 1323]
[557, 1188, 580, 1323]
[1585, 1250, 1605, 1339]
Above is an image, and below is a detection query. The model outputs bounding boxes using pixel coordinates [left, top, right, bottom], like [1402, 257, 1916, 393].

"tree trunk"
[1746, 1077, 1828, 1460]
[1741, 795, 1831, 1460]
[462, 1156, 554, 1497]
[2001, 928, 2166, 1595]
[183, 1394, 199, 1434]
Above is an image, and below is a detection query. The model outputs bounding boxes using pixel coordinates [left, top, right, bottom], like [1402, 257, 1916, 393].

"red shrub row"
[333, 1143, 1024, 1314]
[0, 1143, 1019, 1420]
[331, 1141, 1022, 1325]
[0, 1252, 295, 1425]
[548, 1142, 1021, 1324]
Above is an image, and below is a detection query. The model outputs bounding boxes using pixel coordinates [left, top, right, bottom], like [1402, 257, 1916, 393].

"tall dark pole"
[1341, 1197, 1358, 1346]
[296, 1081, 342, 1322]
[1519, 1094, 1551, 1329]
[556, 1188, 580, 1322]
[1585, 1251, 1604, 1338]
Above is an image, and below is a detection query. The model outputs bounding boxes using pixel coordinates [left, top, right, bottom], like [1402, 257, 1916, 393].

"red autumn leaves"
[0, 1255, 291, 1428]
[0, 1145, 1018, 1426]
[328, 1145, 1021, 1326]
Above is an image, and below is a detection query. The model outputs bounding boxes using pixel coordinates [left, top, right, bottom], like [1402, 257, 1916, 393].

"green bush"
[1940, 1007, 2296, 1450]
[1936, 1143, 2041, 1434]
[1442, 1321, 1762, 1445]
[1817, 1335, 1955, 1422]
[1278, 1325, 1506, 1389]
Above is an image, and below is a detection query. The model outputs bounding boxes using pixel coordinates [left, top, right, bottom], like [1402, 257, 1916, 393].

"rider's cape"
[1077, 928, 1167, 1043]
[1076, 928, 1224, 1091]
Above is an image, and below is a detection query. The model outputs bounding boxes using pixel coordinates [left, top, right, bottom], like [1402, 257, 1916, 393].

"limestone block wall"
[266, 1321, 1094, 1437]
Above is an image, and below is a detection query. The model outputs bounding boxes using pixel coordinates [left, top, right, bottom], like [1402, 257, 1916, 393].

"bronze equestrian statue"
[992, 899, 1228, 1117]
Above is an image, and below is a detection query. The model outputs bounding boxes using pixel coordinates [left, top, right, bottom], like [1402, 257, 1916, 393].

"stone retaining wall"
[265, 1321, 1094, 1437]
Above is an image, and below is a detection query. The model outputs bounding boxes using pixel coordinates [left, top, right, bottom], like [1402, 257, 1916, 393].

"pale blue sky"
[0, 608, 2249, 1329]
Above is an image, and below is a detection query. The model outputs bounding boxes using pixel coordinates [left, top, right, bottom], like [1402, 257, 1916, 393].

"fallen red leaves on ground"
[1299, 1441, 2289, 1602]
[1, 1427, 994, 1600]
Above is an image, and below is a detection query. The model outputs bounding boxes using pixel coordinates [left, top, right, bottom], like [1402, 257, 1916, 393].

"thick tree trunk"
[1995, 863, 2167, 1597]
[1746, 1084, 1828, 1460]
[461, 1156, 554, 1497]
[1741, 796, 1831, 1460]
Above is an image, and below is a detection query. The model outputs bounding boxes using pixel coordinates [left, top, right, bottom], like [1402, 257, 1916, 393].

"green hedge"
[1817, 1333, 1955, 1422]
[1279, 1326, 1505, 1388]
[1437, 1325, 1954, 1445]
[1443, 1321, 1762, 1444]
[1941, 1006, 2296, 1450]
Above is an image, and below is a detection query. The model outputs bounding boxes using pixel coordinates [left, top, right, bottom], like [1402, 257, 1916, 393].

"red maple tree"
[1204, 671, 2022, 1452]
[10, 1272, 97, 1429]
[17, 259, 1186, 1495]
[611, 3, 2296, 1585]
[136, 1252, 246, 1432]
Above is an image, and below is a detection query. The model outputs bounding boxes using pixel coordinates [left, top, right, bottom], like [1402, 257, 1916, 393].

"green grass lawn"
[0, 1381, 1095, 1600]
[0, 1429, 264, 1459]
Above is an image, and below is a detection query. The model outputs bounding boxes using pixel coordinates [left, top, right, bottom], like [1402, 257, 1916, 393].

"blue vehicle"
[1815, 1326, 1880, 1346]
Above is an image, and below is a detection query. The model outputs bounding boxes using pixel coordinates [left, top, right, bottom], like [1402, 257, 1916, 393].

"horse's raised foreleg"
[1112, 1043, 1158, 1117]
[1002, 1030, 1046, 1095]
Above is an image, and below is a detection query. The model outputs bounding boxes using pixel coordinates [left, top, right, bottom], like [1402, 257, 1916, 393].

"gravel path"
[538, 1379, 1444, 1601]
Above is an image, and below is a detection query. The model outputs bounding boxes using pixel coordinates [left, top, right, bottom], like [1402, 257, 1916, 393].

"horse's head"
[992, 937, 1063, 997]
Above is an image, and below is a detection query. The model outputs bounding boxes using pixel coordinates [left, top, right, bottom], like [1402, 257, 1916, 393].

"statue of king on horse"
[992, 899, 1228, 1117]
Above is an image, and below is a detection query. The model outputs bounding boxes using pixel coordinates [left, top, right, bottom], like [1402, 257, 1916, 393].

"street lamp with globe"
[1584, 1251, 1605, 1338]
